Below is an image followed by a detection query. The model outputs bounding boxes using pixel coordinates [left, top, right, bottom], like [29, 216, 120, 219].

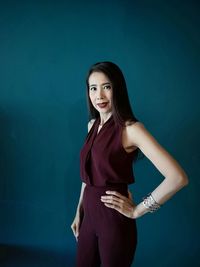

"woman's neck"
[99, 112, 112, 126]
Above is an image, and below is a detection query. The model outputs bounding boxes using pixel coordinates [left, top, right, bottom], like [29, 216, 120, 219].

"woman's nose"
[96, 89, 104, 99]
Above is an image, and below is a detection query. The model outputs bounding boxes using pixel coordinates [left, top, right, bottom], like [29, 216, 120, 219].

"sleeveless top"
[80, 115, 137, 186]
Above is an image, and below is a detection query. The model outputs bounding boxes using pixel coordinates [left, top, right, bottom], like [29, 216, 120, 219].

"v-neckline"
[96, 115, 113, 136]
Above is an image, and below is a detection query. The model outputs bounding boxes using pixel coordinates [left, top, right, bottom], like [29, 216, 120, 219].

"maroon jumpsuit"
[76, 115, 137, 267]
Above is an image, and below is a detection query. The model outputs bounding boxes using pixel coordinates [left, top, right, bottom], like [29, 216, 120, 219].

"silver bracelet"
[142, 193, 161, 213]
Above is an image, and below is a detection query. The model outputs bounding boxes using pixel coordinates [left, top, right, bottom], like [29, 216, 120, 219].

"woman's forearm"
[76, 182, 86, 213]
[151, 171, 188, 204]
[134, 172, 189, 218]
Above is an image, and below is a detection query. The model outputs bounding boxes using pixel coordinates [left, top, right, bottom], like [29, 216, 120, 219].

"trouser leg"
[75, 185, 137, 267]
[98, 209, 137, 267]
[75, 215, 101, 267]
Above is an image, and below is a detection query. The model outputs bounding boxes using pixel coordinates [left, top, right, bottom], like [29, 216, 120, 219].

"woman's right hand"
[71, 208, 83, 241]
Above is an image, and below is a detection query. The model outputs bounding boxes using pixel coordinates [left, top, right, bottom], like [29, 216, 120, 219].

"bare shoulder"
[125, 120, 145, 134]
[125, 120, 144, 129]
[88, 119, 96, 132]
[125, 121, 151, 147]
[125, 120, 188, 181]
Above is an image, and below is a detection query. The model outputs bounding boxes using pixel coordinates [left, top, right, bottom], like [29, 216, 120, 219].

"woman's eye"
[90, 87, 96, 91]
[104, 85, 111, 90]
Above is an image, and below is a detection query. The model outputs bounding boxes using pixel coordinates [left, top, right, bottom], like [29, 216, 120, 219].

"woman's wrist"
[132, 202, 149, 219]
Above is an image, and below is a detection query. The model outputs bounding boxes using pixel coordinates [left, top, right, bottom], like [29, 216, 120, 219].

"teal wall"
[0, 0, 199, 266]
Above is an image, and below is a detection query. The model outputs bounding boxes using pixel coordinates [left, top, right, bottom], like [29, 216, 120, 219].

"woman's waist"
[85, 183, 129, 195]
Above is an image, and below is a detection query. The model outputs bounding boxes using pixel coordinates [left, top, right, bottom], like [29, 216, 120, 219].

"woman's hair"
[86, 61, 144, 161]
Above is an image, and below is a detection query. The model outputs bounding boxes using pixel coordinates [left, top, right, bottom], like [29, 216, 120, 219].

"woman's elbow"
[178, 173, 189, 188]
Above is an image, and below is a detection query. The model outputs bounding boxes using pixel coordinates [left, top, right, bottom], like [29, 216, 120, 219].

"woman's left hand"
[101, 190, 136, 219]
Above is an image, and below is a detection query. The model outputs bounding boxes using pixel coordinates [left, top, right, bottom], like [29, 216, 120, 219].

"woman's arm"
[75, 119, 95, 213]
[71, 182, 86, 240]
[71, 119, 95, 239]
[101, 122, 189, 219]
[75, 182, 86, 214]
[130, 122, 188, 217]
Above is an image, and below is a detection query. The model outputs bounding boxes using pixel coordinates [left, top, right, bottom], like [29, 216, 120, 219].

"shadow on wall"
[0, 108, 17, 199]
[0, 106, 76, 263]
[0, 244, 75, 267]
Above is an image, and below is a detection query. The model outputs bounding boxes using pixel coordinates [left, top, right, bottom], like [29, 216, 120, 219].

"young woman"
[71, 61, 189, 267]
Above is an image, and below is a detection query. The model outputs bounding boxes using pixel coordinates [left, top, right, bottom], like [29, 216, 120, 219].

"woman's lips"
[96, 102, 108, 108]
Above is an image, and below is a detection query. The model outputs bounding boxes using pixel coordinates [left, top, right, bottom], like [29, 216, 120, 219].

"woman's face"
[88, 72, 113, 114]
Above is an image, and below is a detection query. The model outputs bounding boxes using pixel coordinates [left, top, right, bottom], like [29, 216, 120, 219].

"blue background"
[0, 0, 199, 266]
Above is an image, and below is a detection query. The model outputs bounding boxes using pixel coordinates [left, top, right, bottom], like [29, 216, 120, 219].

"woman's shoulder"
[88, 119, 96, 132]
[123, 120, 147, 148]
[125, 120, 144, 128]
[121, 120, 146, 152]
[124, 120, 146, 139]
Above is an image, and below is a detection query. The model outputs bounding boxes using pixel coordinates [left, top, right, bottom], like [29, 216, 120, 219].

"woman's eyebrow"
[89, 82, 111, 87]
[102, 82, 111, 85]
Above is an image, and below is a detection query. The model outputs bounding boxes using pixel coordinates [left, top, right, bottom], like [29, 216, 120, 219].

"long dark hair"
[86, 61, 144, 161]
[86, 61, 139, 124]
